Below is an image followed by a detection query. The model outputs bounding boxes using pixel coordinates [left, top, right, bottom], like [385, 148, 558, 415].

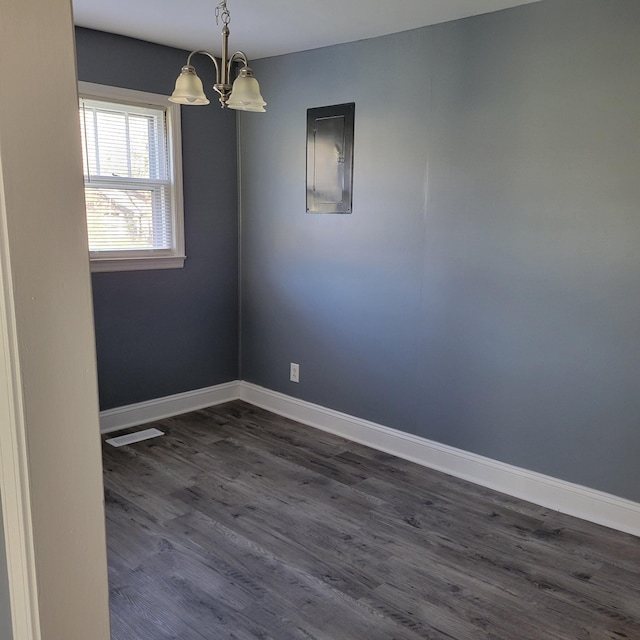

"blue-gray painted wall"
[0, 496, 12, 640]
[239, 0, 640, 502]
[75, 28, 240, 410]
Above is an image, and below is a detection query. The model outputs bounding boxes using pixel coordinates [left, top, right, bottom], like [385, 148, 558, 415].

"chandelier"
[169, 0, 266, 112]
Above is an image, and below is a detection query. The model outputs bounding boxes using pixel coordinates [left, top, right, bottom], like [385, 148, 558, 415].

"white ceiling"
[73, 0, 542, 60]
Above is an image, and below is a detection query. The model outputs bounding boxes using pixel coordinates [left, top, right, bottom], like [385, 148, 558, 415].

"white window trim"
[78, 81, 185, 272]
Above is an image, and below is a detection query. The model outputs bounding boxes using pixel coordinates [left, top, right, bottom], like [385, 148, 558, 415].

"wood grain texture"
[103, 401, 640, 639]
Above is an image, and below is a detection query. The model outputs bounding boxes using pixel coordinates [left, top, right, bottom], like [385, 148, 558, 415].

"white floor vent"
[106, 427, 164, 448]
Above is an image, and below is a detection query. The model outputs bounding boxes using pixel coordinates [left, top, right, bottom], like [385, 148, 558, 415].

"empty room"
[1, 0, 639, 638]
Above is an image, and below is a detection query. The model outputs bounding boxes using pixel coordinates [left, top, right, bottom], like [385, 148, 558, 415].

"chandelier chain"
[215, 0, 231, 27]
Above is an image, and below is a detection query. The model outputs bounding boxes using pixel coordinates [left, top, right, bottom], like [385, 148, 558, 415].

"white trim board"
[99, 380, 640, 538]
[99, 381, 241, 434]
[238, 382, 640, 538]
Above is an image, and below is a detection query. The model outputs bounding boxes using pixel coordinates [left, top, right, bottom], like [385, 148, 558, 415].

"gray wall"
[239, 0, 640, 502]
[76, 28, 239, 410]
[0, 497, 13, 640]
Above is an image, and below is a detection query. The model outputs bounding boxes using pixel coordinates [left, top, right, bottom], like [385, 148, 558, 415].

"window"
[78, 82, 185, 272]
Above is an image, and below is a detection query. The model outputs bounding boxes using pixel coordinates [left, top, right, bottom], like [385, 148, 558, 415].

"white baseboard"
[239, 382, 640, 538]
[99, 380, 640, 537]
[99, 381, 241, 434]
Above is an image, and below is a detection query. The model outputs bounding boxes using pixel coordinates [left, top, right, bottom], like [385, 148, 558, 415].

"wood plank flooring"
[102, 401, 640, 639]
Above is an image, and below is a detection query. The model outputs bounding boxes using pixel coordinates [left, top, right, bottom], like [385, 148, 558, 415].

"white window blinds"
[77, 83, 184, 272]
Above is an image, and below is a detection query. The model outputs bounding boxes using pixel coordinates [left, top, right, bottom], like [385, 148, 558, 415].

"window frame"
[78, 81, 185, 272]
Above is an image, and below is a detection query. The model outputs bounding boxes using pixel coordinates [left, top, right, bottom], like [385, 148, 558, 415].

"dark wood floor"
[103, 401, 640, 640]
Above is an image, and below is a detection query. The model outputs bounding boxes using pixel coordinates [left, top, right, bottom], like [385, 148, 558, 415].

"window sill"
[90, 255, 186, 273]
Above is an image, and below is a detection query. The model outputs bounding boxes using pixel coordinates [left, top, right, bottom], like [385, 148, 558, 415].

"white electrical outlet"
[290, 362, 300, 383]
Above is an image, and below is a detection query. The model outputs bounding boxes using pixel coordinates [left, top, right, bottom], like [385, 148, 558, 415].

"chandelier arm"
[228, 51, 249, 68]
[185, 50, 222, 84]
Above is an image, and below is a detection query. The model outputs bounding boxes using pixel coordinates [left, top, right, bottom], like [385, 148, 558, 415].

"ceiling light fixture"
[169, 0, 266, 112]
